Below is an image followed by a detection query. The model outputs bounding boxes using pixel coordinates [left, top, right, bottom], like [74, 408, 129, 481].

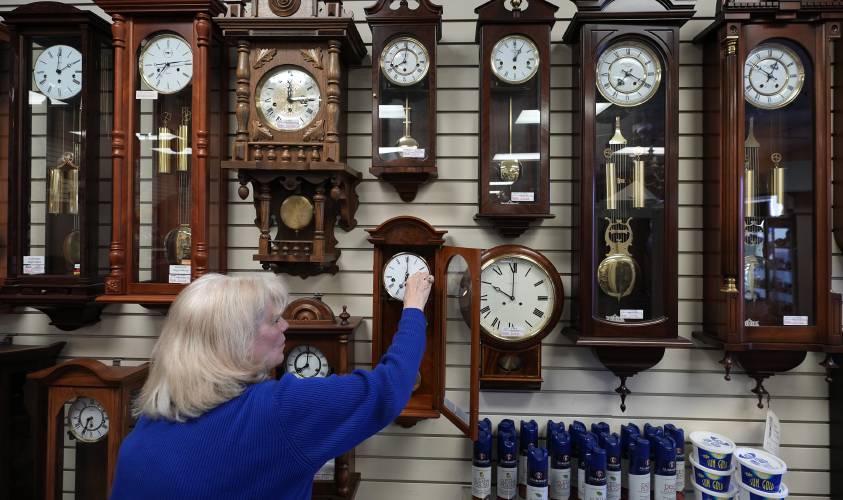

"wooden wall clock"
[475, 0, 557, 238]
[695, 0, 843, 408]
[0, 2, 113, 328]
[366, 0, 442, 202]
[563, 0, 695, 411]
[93, 0, 228, 306]
[217, 0, 365, 278]
[460, 244, 563, 390]
[368, 216, 480, 440]
[278, 296, 362, 499]
[27, 359, 148, 500]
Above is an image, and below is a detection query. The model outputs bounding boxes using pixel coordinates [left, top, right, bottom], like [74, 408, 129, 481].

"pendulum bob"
[597, 218, 639, 301]
[604, 149, 617, 211]
[177, 109, 191, 172]
[48, 166, 63, 215]
[62, 230, 81, 273]
[164, 224, 192, 265]
[499, 158, 521, 183]
[632, 157, 645, 209]
[396, 96, 419, 150]
[770, 153, 785, 217]
[157, 112, 173, 174]
[280, 195, 315, 233]
[744, 168, 756, 218]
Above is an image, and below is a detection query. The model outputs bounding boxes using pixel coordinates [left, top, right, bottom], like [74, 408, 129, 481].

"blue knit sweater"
[110, 308, 427, 500]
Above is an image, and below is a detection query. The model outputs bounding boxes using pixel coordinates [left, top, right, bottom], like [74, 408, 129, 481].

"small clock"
[490, 34, 540, 84]
[255, 65, 322, 132]
[138, 33, 193, 94]
[743, 43, 805, 110]
[33, 44, 83, 100]
[382, 252, 431, 301]
[67, 396, 109, 443]
[380, 36, 430, 87]
[596, 41, 662, 107]
[285, 344, 331, 379]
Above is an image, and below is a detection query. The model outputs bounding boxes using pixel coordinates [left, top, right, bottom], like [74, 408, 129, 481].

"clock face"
[138, 34, 193, 94]
[285, 344, 331, 378]
[66, 396, 109, 443]
[479, 254, 557, 342]
[256, 66, 322, 132]
[380, 36, 430, 86]
[744, 43, 805, 110]
[490, 34, 540, 84]
[33, 44, 83, 101]
[596, 41, 662, 107]
[383, 252, 430, 301]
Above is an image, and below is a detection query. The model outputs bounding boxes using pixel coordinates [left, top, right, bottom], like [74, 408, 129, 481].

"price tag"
[511, 191, 535, 202]
[620, 309, 644, 320]
[168, 264, 191, 284]
[400, 148, 426, 158]
[135, 90, 158, 100]
[763, 410, 781, 457]
[23, 256, 45, 275]
[500, 326, 524, 338]
[783, 316, 808, 326]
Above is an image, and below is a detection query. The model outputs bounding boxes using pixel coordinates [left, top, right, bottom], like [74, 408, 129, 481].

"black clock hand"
[482, 280, 515, 301]
[511, 264, 516, 299]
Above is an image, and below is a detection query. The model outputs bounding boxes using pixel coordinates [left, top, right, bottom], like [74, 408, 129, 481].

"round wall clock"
[490, 34, 540, 84]
[255, 65, 322, 132]
[33, 44, 83, 100]
[380, 36, 430, 86]
[66, 396, 109, 443]
[138, 33, 193, 94]
[743, 42, 805, 110]
[383, 252, 430, 301]
[285, 344, 331, 378]
[596, 41, 662, 107]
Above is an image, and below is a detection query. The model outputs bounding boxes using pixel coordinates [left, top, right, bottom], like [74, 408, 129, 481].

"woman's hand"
[403, 272, 434, 310]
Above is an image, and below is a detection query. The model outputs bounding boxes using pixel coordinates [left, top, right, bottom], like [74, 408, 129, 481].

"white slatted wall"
[0, 1, 835, 499]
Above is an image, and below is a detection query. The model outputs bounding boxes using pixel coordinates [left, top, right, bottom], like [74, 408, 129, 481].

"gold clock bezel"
[66, 396, 110, 443]
[490, 34, 541, 85]
[254, 64, 322, 132]
[379, 36, 431, 87]
[743, 42, 806, 110]
[596, 40, 663, 108]
[138, 33, 194, 95]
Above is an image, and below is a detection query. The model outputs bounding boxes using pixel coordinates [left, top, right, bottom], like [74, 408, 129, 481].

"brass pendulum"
[770, 152, 785, 216]
[499, 97, 521, 182]
[395, 96, 419, 150]
[178, 108, 190, 172]
[158, 111, 173, 174]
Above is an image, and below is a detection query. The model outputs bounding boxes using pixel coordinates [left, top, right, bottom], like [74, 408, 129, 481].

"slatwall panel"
[0, 1, 835, 499]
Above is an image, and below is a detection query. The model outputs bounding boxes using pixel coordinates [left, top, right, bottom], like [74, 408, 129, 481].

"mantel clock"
[474, 0, 557, 238]
[563, 0, 695, 411]
[0, 2, 113, 329]
[695, 0, 843, 408]
[217, 0, 365, 278]
[93, 0, 228, 306]
[366, 0, 442, 202]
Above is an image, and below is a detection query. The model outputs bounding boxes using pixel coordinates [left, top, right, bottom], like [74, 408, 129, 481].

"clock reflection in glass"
[383, 252, 430, 301]
[285, 345, 331, 379]
[67, 396, 109, 443]
[256, 66, 322, 132]
[138, 34, 193, 94]
[33, 44, 83, 101]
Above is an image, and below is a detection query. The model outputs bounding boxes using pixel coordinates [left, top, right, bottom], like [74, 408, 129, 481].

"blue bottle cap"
[474, 428, 492, 467]
[479, 418, 492, 434]
[520, 420, 539, 452]
[591, 422, 611, 436]
[585, 446, 608, 486]
[599, 432, 621, 471]
[498, 429, 517, 467]
[654, 436, 677, 476]
[499, 419, 516, 436]
[549, 430, 571, 469]
[527, 444, 549, 487]
[664, 424, 685, 455]
[547, 420, 565, 442]
[621, 424, 641, 457]
[629, 437, 651, 475]
[579, 432, 597, 462]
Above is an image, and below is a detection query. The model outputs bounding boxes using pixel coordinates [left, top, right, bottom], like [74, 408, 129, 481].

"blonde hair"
[136, 273, 289, 421]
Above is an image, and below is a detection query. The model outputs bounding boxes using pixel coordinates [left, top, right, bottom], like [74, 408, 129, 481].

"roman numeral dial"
[743, 42, 805, 110]
[138, 34, 193, 94]
[33, 44, 83, 101]
[380, 36, 430, 87]
[490, 34, 540, 84]
[255, 65, 322, 132]
[596, 41, 662, 107]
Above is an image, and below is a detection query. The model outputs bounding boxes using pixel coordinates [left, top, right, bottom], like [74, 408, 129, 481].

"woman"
[110, 271, 432, 499]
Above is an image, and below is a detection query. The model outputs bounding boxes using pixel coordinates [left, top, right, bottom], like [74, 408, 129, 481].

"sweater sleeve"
[273, 307, 427, 469]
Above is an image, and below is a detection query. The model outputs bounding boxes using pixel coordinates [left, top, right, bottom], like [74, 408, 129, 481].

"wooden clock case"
[0, 23, 8, 306]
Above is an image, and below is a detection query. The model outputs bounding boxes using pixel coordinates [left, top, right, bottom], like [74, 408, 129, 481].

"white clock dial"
[380, 36, 430, 86]
[256, 66, 322, 132]
[285, 344, 331, 378]
[33, 44, 83, 101]
[479, 255, 556, 341]
[66, 396, 109, 443]
[490, 34, 540, 84]
[383, 252, 430, 301]
[596, 41, 662, 107]
[744, 43, 805, 110]
[138, 34, 193, 94]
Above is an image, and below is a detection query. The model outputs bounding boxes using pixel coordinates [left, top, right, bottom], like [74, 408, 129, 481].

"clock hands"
[482, 280, 515, 301]
[752, 63, 778, 82]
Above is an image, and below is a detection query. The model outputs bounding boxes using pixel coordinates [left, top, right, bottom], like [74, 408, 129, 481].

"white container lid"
[738, 481, 789, 499]
[693, 481, 740, 498]
[734, 448, 787, 476]
[690, 431, 736, 455]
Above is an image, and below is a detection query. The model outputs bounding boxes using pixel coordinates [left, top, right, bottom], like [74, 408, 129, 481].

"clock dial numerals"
[66, 396, 109, 443]
[479, 255, 556, 341]
[380, 36, 430, 86]
[383, 252, 430, 301]
[33, 44, 83, 101]
[596, 42, 662, 107]
[285, 344, 331, 378]
[743, 43, 805, 110]
[256, 66, 322, 132]
[138, 34, 193, 94]
[491, 34, 540, 84]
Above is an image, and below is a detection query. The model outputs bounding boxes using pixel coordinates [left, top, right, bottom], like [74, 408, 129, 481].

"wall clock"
[366, 0, 442, 202]
[563, 0, 695, 411]
[0, 2, 113, 329]
[695, 0, 843, 408]
[474, 0, 557, 238]
[368, 216, 480, 440]
[93, 0, 228, 306]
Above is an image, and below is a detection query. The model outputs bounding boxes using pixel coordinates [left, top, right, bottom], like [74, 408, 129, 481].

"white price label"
[169, 264, 191, 275]
[511, 191, 535, 202]
[763, 410, 781, 457]
[620, 309, 644, 320]
[168, 273, 191, 284]
[783, 315, 808, 326]
[23, 255, 45, 275]
[135, 90, 158, 100]
[501, 326, 525, 338]
[400, 148, 426, 158]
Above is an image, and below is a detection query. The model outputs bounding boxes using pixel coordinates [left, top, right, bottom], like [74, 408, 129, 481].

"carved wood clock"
[279, 297, 362, 499]
[0, 2, 113, 328]
[368, 216, 480, 440]
[366, 0, 442, 202]
[475, 0, 557, 238]
[563, 0, 695, 411]
[93, 0, 228, 306]
[217, 0, 365, 278]
[695, 0, 843, 408]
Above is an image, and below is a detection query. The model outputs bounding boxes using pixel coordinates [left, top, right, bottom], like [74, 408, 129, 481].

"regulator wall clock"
[695, 0, 843, 408]
[563, 0, 695, 411]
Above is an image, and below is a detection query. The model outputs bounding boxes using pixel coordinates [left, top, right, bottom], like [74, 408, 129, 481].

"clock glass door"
[742, 39, 814, 327]
[593, 39, 666, 324]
